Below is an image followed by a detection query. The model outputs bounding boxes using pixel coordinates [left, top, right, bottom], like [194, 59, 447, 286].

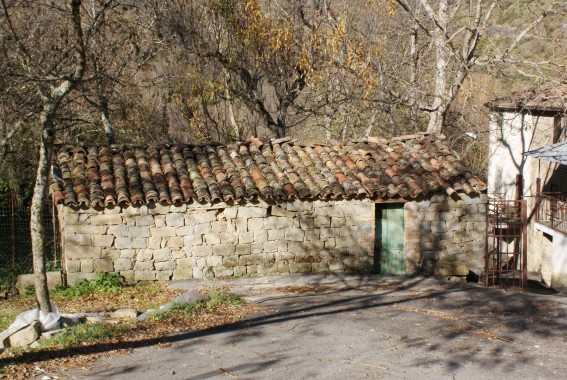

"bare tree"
[393, 0, 566, 133]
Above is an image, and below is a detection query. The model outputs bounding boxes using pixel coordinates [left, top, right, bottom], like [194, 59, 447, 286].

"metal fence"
[0, 194, 60, 292]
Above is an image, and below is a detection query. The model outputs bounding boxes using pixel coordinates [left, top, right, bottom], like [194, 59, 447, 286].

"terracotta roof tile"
[487, 81, 567, 112]
[49, 133, 486, 207]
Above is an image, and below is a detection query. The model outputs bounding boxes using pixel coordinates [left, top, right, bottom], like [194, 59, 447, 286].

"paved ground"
[62, 274, 567, 379]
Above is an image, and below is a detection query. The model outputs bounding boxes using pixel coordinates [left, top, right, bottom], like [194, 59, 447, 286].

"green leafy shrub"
[53, 273, 123, 298]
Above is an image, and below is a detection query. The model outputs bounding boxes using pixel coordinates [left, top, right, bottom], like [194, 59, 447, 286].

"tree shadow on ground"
[2, 274, 566, 377]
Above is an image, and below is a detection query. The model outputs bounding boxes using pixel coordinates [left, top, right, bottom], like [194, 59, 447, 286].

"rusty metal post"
[522, 200, 528, 290]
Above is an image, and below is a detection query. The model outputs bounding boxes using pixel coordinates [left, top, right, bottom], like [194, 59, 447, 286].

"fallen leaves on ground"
[0, 285, 265, 380]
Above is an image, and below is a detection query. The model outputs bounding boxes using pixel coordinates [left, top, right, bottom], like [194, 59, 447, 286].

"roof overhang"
[524, 140, 567, 165]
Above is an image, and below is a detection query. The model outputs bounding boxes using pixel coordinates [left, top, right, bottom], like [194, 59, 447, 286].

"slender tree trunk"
[30, 0, 86, 312]
[409, 20, 419, 132]
[31, 110, 56, 312]
[427, 0, 449, 133]
[99, 96, 116, 144]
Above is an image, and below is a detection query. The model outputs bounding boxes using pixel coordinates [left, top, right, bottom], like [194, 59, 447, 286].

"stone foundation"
[59, 194, 487, 284]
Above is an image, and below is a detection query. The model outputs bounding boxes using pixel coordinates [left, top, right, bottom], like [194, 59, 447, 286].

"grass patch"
[40, 323, 131, 349]
[0, 285, 260, 380]
[150, 289, 244, 321]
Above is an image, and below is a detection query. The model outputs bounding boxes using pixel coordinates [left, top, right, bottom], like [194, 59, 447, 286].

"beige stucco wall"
[488, 111, 566, 277]
[58, 195, 487, 284]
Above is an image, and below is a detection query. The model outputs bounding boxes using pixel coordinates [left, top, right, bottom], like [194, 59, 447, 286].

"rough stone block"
[81, 259, 95, 273]
[193, 246, 213, 257]
[213, 267, 234, 277]
[136, 215, 155, 226]
[3, 321, 40, 348]
[94, 258, 114, 272]
[134, 270, 156, 281]
[172, 268, 192, 281]
[150, 227, 177, 237]
[204, 233, 221, 245]
[16, 272, 62, 294]
[167, 236, 184, 248]
[314, 215, 331, 227]
[185, 212, 217, 225]
[223, 256, 239, 267]
[289, 262, 312, 273]
[155, 261, 176, 271]
[92, 235, 114, 247]
[66, 272, 97, 285]
[211, 221, 228, 232]
[132, 238, 148, 249]
[320, 227, 339, 239]
[192, 266, 214, 279]
[154, 248, 172, 262]
[299, 216, 314, 229]
[91, 214, 122, 225]
[285, 228, 304, 242]
[122, 206, 140, 217]
[223, 208, 238, 219]
[66, 260, 81, 273]
[268, 229, 285, 241]
[114, 258, 133, 271]
[263, 241, 278, 252]
[234, 218, 248, 232]
[212, 244, 235, 256]
[115, 237, 133, 249]
[66, 233, 91, 246]
[176, 226, 194, 236]
[65, 245, 101, 260]
[276, 217, 294, 229]
[248, 218, 264, 231]
[154, 216, 166, 227]
[288, 241, 307, 254]
[254, 230, 268, 243]
[236, 244, 251, 256]
[166, 213, 185, 227]
[250, 243, 263, 254]
[120, 249, 136, 259]
[331, 217, 346, 228]
[136, 249, 153, 262]
[271, 206, 294, 217]
[234, 266, 246, 277]
[134, 261, 154, 271]
[206, 256, 223, 266]
[219, 233, 236, 244]
[184, 234, 203, 246]
[256, 264, 278, 274]
[194, 223, 212, 234]
[238, 207, 268, 218]
[431, 221, 447, 233]
[277, 240, 288, 252]
[177, 257, 196, 269]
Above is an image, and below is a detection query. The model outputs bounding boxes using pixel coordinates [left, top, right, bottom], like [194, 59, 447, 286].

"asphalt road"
[61, 274, 567, 380]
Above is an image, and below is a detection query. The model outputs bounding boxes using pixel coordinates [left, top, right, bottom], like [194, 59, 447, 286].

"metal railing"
[535, 193, 567, 235]
[485, 198, 527, 290]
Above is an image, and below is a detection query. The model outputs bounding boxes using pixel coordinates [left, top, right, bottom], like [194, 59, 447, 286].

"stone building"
[487, 82, 567, 289]
[49, 133, 487, 284]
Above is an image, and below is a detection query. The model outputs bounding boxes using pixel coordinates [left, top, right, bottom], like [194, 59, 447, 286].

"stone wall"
[59, 195, 487, 284]
[404, 193, 488, 278]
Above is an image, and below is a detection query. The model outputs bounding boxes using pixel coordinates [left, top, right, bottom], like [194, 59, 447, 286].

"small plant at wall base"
[53, 272, 123, 298]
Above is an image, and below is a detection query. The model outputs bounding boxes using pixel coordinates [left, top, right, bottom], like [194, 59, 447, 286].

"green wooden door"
[375, 204, 405, 274]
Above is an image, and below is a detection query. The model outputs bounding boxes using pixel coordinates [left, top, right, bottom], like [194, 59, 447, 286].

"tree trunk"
[31, 110, 56, 312]
[409, 20, 419, 132]
[427, 0, 449, 134]
[30, 0, 86, 312]
[99, 96, 116, 144]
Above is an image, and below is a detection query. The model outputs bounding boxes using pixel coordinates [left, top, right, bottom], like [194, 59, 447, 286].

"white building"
[487, 81, 567, 290]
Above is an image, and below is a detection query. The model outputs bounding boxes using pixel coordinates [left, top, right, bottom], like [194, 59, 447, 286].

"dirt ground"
[55, 274, 567, 379]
